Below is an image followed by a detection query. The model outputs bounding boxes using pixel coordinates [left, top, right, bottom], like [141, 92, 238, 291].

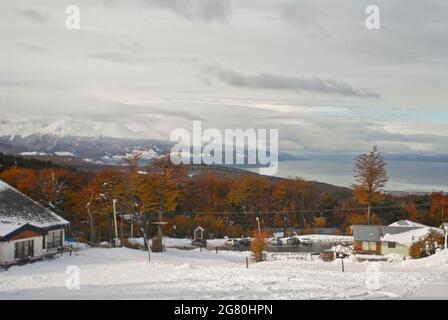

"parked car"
[300, 238, 313, 246]
[225, 239, 240, 247]
[269, 238, 283, 246]
[192, 238, 207, 247]
[238, 238, 251, 247]
[286, 237, 301, 246]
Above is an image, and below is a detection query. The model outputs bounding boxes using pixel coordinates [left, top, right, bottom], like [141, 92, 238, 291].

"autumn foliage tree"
[140, 156, 186, 249]
[409, 229, 444, 259]
[3, 152, 411, 242]
[352, 146, 388, 225]
[250, 230, 270, 262]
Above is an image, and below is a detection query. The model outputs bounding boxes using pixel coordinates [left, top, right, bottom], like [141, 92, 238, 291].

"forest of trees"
[0, 153, 446, 243]
[0, 152, 59, 171]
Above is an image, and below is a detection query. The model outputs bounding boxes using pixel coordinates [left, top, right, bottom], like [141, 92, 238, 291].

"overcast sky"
[1, 0, 448, 154]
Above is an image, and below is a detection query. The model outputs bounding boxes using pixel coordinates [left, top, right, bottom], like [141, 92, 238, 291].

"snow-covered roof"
[352, 225, 382, 241]
[352, 224, 429, 242]
[0, 222, 26, 237]
[0, 180, 8, 191]
[388, 220, 429, 228]
[0, 179, 68, 229]
[382, 227, 441, 246]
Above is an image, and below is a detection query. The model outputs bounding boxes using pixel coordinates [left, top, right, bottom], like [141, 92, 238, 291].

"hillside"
[0, 153, 60, 172]
[0, 153, 353, 200]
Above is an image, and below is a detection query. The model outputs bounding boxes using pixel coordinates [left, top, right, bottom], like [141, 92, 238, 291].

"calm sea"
[245, 157, 448, 192]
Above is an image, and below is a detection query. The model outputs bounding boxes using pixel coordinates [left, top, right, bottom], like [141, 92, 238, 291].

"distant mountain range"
[0, 118, 298, 166]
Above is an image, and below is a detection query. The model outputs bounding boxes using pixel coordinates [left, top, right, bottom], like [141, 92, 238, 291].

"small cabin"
[352, 221, 435, 257]
[0, 179, 68, 267]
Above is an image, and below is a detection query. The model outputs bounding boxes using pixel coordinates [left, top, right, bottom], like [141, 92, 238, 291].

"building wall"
[354, 240, 381, 255]
[355, 240, 410, 256]
[380, 242, 409, 256]
[0, 235, 44, 265]
[0, 228, 65, 265]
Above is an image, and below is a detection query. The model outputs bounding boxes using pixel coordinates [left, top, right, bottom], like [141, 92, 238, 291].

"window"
[388, 242, 396, 248]
[14, 240, 34, 260]
[361, 241, 377, 252]
[47, 230, 63, 249]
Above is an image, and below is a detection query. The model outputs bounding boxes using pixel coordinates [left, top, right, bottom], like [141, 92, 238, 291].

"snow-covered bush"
[409, 230, 444, 259]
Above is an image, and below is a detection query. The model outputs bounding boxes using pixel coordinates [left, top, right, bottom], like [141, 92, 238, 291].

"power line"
[165, 203, 431, 216]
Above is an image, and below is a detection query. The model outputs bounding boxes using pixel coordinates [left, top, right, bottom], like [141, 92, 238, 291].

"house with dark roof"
[0, 179, 69, 267]
[352, 221, 436, 256]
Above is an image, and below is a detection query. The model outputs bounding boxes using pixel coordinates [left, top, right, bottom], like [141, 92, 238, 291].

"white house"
[0, 179, 69, 267]
[352, 220, 438, 256]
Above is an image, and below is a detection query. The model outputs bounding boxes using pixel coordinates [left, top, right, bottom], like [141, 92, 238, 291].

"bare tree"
[352, 146, 388, 225]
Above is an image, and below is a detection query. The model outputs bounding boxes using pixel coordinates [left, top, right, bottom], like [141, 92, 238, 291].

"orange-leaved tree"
[352, 146, 388, 225]
[250, 230, 270, 262]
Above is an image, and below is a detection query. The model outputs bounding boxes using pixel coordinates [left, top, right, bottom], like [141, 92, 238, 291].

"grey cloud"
[107, 103, 203, 121]
[16, 43, 48, 53]
[0, 80, 29, 87]
[119, 40, 144, 54]
[86, 52, 144, 64]
[149, 108, 203, 121]
[279, 1, 324, 29]
[142, 0, 231, 23]
[203, 66, 380, 98]
[19, 9, 50, 24]
[1, 0, 447, 155]
[78, 100, 203, 122]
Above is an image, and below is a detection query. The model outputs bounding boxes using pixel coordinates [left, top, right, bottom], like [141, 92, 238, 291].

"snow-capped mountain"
[0, 117, 300, 166]
[0, 118, 171, 164]
[0, 118, 143, 140]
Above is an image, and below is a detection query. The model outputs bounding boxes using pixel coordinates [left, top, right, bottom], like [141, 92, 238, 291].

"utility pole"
[120, 213, 124, 242]
[86, 191, 95, 244]
[445, 225, 448, 252]
[112, 199, 119, 247]
[140, 227, 151, 263]
[283, 213, 288, 237]
[86, 203, 94, 244]
[130, 217, 134, 239]
[442, 194, 445, 225]
[368, 203, 371, 225]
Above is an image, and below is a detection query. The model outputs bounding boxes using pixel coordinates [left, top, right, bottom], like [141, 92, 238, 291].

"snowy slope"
[1, 247, 447, 299]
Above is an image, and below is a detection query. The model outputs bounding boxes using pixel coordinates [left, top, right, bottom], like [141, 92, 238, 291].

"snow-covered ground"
[286, 234, 353, 243]
[128, 237, 228, 248]
[127, 235, 354, 249]
[1, 247, 448, 300]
